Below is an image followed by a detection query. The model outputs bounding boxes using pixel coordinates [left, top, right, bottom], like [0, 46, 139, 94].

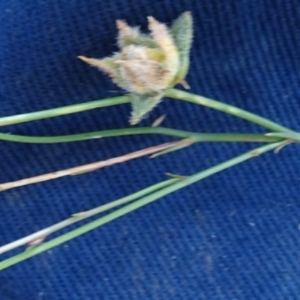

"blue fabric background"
[1, 0, 300, 299]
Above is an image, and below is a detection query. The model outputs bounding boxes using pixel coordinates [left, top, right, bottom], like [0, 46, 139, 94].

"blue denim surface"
[1, 1, 300, 299]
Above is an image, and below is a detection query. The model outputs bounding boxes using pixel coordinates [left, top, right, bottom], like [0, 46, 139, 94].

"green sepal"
[170, 12, 193, 82]
[130, 92, 163, 125]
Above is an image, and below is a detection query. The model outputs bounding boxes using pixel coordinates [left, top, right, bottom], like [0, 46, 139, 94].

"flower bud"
[79, 12, 193, 124]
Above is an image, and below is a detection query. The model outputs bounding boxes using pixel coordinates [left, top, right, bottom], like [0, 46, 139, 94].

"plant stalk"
[0, 95, 130, 127]
[0, 141, 284, 270]
[0, 178, 179, 255]
[0, 129, 281, 144]
[0, 89, 293, 135]
[0, 140, 185, 192]
[166, 89, 293, 133]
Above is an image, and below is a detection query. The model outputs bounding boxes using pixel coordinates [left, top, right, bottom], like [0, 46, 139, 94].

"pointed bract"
[78, 55, 118, 78]
[117, 20, 158, 49]
[170, 12, 193, 84]
[147, 16, 180, 75]
[130, 92, 163, 125]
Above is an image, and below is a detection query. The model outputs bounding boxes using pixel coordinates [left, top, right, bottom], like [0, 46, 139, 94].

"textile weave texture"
[1, 1, 300, 299]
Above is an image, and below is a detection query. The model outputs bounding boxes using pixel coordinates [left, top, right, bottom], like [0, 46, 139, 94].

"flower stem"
[166, 89, 293, 132]
[0, 89, 293, 134]
[0, 95, 130, 127]
[0, 141, 284, 270]
[0, 128, 281, 144]
[0, 178, 179, 255]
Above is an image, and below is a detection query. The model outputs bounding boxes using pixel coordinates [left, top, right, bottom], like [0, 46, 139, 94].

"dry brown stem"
[0, 140, 186, 192]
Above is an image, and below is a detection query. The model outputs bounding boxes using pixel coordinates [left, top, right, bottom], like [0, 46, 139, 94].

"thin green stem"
[0, 128, 281, 144]
[0, 95, 130, 127]
[166, 89, 293, 133]
[0, 89, 293, 135]
[0, 141, 284, 270]
[267, 132, 300, 141]
[0, 178, 179, 255]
